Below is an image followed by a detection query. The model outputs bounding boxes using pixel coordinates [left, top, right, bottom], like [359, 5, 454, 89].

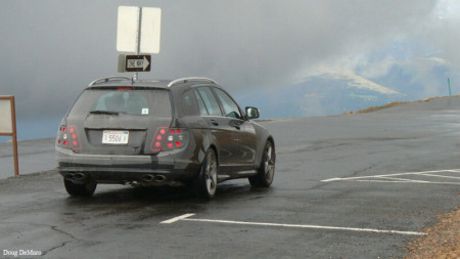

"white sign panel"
[0, 98, 12, 133]
[140, 7, 162, 54]
[117, 6, 140, 53]
[116, 6, 162, 54]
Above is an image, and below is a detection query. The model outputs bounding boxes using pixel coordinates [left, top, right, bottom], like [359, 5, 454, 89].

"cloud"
[0, 0, 451, 121]
[300, 64, 400, 95]
[425, 0, 460, 76]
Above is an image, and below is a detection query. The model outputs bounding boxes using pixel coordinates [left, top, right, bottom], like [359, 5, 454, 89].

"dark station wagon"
[56, 77, 276, 199]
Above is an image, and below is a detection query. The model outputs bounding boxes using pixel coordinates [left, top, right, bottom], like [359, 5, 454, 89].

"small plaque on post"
[124, 55, 151, 72]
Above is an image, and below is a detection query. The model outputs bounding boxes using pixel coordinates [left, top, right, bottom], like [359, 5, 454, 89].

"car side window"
[181, 89, 199, 116]
[196, 87, 223, 116]
[213, 88, 242, 119]
[194, 90, 209, 116]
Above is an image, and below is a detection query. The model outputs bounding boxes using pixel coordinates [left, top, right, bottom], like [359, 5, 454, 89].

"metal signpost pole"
[134, 7, 143, 82]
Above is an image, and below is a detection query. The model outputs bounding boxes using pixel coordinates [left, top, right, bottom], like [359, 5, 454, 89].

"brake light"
[116, 86, 134, 91]
[152, 127, 188, 153]
[57, 125, 80, 152]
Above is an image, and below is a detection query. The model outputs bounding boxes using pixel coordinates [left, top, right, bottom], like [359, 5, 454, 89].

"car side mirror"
[245, 106, 260, 120]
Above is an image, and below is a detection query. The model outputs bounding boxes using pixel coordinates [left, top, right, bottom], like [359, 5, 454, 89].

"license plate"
[102, 130, 129, 145]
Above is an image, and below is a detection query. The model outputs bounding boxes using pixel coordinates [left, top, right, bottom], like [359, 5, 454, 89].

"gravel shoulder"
[406, 205, 460, 258]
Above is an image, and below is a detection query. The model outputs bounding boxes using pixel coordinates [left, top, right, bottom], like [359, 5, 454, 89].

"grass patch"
[351, 101, 407, 114]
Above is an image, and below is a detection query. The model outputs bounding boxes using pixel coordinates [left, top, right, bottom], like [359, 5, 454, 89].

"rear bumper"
[56, 147, 201, 183]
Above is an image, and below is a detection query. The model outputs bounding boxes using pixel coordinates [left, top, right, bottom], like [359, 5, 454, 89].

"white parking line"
[421, 173, 460, 179]
[353, 179, 460, 185]
[161, 214, 425, 236]
[375, 176, 414, 181]
[445, 169, 460, 173]
[321, 168, 460, 185]
[322, 169, 460, 181]
[160, 213, 195, 224]
[354, 179, 427, 183]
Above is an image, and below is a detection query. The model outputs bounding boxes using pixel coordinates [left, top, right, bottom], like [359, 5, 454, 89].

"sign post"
[448, 78, 452, 97]
[0, 96, 19, 176]
[116, 6, 161, 78]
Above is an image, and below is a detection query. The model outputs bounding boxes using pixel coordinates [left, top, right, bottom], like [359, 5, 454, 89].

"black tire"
[249, 141, 275, 187]
[194, 149, 218, 199]
[64, 178, 97, 197]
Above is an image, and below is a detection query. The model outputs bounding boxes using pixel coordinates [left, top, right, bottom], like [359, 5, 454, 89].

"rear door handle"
[230, 120, 241, 130]
[210, 119, 219, 126]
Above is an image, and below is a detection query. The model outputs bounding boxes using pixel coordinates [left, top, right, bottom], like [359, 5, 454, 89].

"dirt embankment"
[406, 206, 460, 258]
[346, 96, 447, 114]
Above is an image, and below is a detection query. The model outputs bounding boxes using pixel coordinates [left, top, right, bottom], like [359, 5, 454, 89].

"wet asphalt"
[1, 97, 460, 258]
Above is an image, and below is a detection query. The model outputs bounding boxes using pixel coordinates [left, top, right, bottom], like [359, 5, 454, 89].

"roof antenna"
[132, 72, 137, 84]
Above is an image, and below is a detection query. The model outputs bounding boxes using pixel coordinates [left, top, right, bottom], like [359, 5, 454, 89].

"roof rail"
[88, 77, 132, 86]
[167, 77, 218, 87]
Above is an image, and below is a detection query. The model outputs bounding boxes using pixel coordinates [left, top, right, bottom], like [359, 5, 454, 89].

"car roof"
[87, 77, 219, 90]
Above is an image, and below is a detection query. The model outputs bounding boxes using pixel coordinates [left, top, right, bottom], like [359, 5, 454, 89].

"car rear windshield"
[68, 88, 172, 117]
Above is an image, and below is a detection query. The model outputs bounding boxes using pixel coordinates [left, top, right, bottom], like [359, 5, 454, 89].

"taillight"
[152, 127, 188, 153]
[116, 86, 134, 91]
[57, 125, 80, 152]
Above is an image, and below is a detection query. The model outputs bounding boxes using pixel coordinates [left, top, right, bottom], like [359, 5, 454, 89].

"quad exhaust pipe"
[65, 172, 166, 184]
[141, 174, 166, 183]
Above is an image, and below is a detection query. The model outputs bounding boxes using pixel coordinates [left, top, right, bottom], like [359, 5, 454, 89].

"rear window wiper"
[89, 110, 120, 115]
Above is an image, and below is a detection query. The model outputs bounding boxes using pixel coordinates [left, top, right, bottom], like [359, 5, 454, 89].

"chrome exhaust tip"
[141, 174, 155, 182]
[154, 175, 166, 182]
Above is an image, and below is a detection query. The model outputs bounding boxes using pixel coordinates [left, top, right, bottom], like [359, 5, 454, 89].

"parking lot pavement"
[1, 97, 460, 258]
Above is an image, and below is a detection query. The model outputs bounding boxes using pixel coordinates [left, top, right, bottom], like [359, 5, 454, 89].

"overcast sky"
[0, 0, 459, 122]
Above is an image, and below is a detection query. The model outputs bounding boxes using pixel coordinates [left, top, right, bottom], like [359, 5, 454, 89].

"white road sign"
[116, 6, 162, 54]
[0, 98, 12, 134]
